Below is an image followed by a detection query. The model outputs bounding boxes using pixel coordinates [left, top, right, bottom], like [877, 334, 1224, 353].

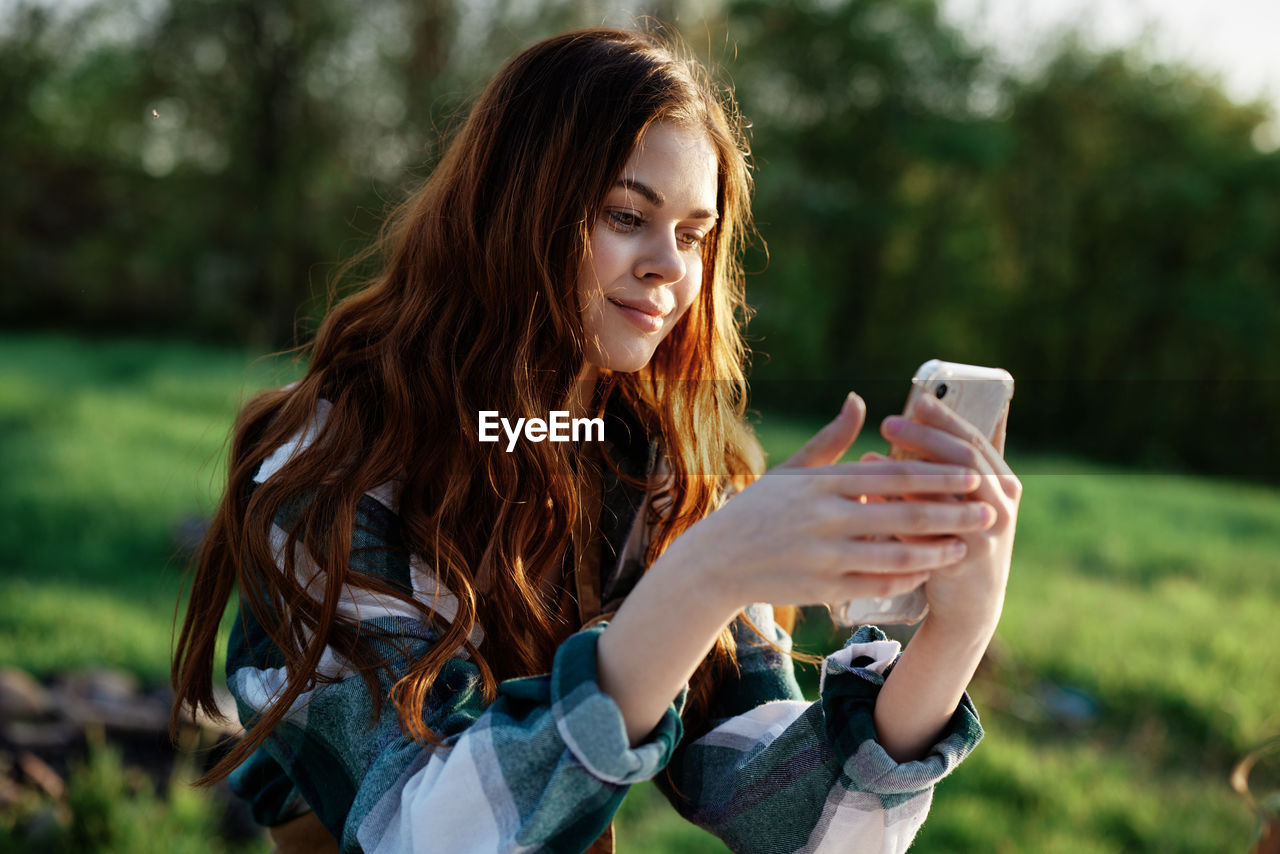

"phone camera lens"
[935, 384, 948, 400]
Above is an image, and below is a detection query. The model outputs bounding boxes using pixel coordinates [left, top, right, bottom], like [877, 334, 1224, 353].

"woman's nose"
[634, 231, 686, 283]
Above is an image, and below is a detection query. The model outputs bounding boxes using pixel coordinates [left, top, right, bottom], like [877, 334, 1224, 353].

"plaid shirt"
[225, 397, 983, 853]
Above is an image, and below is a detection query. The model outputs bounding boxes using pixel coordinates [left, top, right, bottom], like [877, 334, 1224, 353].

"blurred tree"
[719, 0, 1010, 415]
[715, 0, 1278, 476]
[992, 43, 1280, 471]
[1, 2, 164, 331]
[147, 0, 362, 346]
[1, 0, 1277, 476]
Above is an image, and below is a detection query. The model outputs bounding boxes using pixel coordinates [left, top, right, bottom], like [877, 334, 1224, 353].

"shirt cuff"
[819, 625, 984, 796]
[226, 743, 311, 827]
[546, 622, 685, 785]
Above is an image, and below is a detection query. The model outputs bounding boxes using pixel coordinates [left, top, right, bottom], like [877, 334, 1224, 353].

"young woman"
[172, 27, 1020, 854]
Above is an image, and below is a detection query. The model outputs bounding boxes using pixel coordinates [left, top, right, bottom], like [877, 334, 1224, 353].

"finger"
[822, 460, 983, 499]
[989, 410, 1019, 497]
[895, 532, 948, 544]
[834, 570, 930, 602]
[898, 395, 1010, 477]
[901, 397, 1022, 499]
[841, 536, 968, 572]
[855, 451, 889, 500]
[783, 392, 866, 469]
[992, 407, 1009, 457]
[881, 415, 996, 476]
[842, 499, 995, 538]
[884, 414, 1022, 503]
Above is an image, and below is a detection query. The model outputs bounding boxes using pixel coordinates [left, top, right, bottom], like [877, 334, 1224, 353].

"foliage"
[0, 333, 299, 681]
[724, 0, 1009, 396]
[0, 736, 266, 854]
[3, 0, 1278, 477]
[720, 0, 1280, 479]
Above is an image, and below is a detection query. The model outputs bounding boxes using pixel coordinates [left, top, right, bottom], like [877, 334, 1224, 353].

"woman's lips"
[609, 298, 667, 333]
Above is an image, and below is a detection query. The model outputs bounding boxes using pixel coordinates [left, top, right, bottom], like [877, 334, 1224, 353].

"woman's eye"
[606, 210, 643, 230]
[604, 209, 708, 250]
[679, 231, 707, 250]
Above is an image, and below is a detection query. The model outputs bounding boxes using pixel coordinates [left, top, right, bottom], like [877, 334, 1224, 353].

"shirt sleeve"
[655, 603, 984, 854]
[224, 490, 684, 854]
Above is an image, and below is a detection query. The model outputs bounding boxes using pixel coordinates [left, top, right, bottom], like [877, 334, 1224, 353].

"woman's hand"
[600, 391, 1011, 748]
[878, 394, 1022, 636]
[662, 393, 991, 615]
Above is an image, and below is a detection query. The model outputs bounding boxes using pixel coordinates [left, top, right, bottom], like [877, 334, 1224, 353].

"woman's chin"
[588, 347, 657, 375]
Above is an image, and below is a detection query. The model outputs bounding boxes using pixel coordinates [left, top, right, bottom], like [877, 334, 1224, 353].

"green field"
[1, 332, 1275, 852]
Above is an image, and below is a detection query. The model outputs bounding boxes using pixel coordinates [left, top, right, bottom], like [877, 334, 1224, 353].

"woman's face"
[576, 121, 719, 374]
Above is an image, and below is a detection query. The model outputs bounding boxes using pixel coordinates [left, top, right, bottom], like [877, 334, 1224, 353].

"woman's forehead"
[615, 122, 719, 216]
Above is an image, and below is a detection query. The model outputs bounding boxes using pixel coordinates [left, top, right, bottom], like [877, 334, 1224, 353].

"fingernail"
[884, 416, 903, 435]
[980, 505, 996, 526]
[949, 541, 968, 558]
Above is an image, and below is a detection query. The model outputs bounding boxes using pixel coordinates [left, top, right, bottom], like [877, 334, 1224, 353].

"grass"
[0, 334, 301, 683]
[1, 331, 1276, 852]
[0, 733, 265, 854]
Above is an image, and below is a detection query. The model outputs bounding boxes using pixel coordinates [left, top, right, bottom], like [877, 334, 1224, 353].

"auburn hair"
[171, 27, 783, 785]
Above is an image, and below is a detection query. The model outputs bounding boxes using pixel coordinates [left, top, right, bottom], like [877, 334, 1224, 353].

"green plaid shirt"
[225, 398, 983, 853]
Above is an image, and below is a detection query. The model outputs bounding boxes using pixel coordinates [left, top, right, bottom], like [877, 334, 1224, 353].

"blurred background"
[2, 0, 1278, 851]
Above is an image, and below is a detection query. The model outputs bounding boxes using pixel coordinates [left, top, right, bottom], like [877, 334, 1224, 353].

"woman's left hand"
[877, 394, 1022, 636]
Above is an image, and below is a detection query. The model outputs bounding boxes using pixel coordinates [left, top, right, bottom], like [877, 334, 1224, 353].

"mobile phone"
[832, 359, 1014, 626]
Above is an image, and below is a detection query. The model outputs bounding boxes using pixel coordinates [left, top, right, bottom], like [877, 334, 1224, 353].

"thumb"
[993, 407, 1009, 457]
[782, 392, 865, 469]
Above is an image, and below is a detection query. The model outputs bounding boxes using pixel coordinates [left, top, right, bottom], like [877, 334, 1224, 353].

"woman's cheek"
[589, 228, 630, 278]
[673, 267, 703, 325]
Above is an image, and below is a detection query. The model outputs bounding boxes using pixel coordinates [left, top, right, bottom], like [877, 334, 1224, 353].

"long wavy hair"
[171, 27, 774, 785]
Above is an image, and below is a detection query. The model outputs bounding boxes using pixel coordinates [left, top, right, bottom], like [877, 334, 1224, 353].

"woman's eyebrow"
[614, 178, 718, 221]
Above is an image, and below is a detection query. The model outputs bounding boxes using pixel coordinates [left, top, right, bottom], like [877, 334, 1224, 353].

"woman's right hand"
[661, 393, 994, 614]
